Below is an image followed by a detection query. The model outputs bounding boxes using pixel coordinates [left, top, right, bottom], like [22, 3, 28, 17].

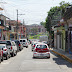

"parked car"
[20, 39, 28, 48]
[6, 40, 14, 57]
[32, 42, 38, 51]
[14, 40, 22, 51]
[0, 46, 3, 62]
[0, 44, 10, 60]
[33, 43, 50, 58]
[0, 49, 1, 63]
[11, 41, 17, 56]
[0, 41, 11, 60]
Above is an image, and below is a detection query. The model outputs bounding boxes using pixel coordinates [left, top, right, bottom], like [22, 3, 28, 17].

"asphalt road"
[0, 45, 72, 72]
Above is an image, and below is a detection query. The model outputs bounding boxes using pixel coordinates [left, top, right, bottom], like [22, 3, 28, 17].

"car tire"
[0, 59, 1, 63]
[11, 52, 14, 57]
[19, 49, 22, 51]
[14, 51, 17, 56]
[6, 55, 8, 60]
[47, 56, 50, 59]
[33, 57, 36, 59]
[32, 50, 33, 51]
[1, 57, 3, 61]
[26, 46, 28, 48]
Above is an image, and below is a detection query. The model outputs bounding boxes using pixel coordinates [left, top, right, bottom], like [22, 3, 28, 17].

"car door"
[11, 41, 17, 52]
[13, 42, 17, 51]
[6, 45, 10, 55]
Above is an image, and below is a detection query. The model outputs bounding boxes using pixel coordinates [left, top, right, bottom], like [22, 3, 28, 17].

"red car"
[33, 43, 50, 58]
[0, 47, 3, 63]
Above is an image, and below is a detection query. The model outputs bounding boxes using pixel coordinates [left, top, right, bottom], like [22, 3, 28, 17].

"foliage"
[31, 28, 38, 34]
[29, 33, 48, 39]
[40, 21, 46, 27]
[41, 1, 70, 34]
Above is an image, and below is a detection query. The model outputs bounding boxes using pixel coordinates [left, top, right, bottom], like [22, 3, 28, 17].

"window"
[20, 40, 22, 42]
[12, 42, 15, 46]
[23, 40, 25, 42]
[0, 46, 5, 49]
[6, 41, 11, 45]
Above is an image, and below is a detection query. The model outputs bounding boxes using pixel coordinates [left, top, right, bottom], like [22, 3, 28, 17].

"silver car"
[33, 43, 50, 58]
[0, 44, 10, 60]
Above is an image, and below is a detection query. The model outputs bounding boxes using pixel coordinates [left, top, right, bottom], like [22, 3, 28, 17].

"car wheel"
[19, 49, 22, 51]
[47, 56, 50, 59]
[1, 57, 3, 61]
[0, 59, 1, 63]
[14, 51, 17, 56]
[32, 50, 33, 51]
[33, 57, 36, 59]
[26, 46, 28, 48]
[6, 55, 8, 60]
[11, 52, 14, 57]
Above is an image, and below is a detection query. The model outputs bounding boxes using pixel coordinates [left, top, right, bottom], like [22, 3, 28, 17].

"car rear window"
[36, 45, 47, 49]
[20, 40, 22, 42]
[0, 46, 5, 49]
[6, 41, 11, 45]
[23, 40, 26, 42]
[15, 41, 20, 44]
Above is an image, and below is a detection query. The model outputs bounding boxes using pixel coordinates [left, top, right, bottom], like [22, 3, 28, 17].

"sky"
[0, 0, 72, 25]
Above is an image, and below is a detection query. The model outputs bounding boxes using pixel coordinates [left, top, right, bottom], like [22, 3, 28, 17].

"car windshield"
[6, 41, 11, 45]
[0, 46, 5, 49]
[15, 41, 20, 44]
[20, 40, 22, 42]
[23, 40, 26, 42]
[36, 45, 47, 49]
[43, 42, 47, 44]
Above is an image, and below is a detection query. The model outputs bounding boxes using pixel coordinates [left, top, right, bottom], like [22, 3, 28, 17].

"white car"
[11, 41, 17, 56]
[0, 44, 10, 60]
[20, 39, 28, 48]
[33, 43, 50, 58]
[31, 42, 38, 51]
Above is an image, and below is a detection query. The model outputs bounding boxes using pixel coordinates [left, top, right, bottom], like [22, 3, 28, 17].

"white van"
[19, 39, 28, 48]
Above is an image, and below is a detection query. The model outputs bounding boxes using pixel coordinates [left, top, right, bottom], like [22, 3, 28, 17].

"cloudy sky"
[0, 0, 72, 25]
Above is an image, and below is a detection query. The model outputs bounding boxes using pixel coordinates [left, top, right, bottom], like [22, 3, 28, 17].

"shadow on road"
[50, 51, 72, 68]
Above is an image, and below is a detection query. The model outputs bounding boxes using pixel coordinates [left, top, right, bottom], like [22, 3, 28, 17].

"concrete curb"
[52, 50, 72, 63]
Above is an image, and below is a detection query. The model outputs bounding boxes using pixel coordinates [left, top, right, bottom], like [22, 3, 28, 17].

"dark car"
[14, 40, 22, 52]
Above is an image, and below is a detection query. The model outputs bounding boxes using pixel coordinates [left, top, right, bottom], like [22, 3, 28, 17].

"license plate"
[40, 54, 44, 56]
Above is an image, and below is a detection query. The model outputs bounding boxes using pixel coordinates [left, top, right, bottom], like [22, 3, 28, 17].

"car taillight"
[34, 48, 37, 52]
[34, 52, 37, 54]
[19, 44, 21, 46]
[11, 46, 12, 50]
[33, 45, 35, 47]
[26, 43, 27, 44]
[4, 49, 7, 51]
[47, 49, 50, 52]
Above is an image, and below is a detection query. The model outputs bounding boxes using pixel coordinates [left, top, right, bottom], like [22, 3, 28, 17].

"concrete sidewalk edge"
[52, 50, 72, 63]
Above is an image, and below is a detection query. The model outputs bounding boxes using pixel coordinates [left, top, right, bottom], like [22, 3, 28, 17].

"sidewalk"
[51, 48, 72, 63]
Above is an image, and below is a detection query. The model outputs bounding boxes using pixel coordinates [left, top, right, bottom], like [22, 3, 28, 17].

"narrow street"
[0, 45, 72, 72]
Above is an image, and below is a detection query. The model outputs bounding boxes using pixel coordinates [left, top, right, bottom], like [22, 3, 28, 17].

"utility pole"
[16, 9, 25, 39]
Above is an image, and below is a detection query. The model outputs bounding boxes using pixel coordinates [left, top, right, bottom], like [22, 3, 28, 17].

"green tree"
[45, 1, 70, 33]
[40, 21, 46, 27]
